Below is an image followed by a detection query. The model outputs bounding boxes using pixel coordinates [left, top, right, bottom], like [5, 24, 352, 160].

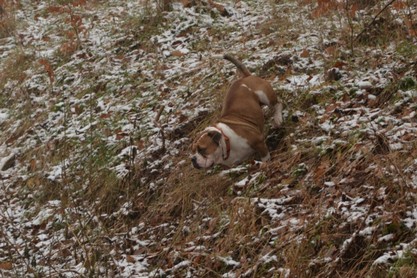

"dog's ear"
[208, 130, 222, 145]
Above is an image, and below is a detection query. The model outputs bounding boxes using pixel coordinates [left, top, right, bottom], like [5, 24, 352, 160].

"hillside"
[1, 0, 417, 277]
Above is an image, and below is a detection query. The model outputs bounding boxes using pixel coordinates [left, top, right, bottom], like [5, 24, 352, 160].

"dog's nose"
[191, 157, 201, 169]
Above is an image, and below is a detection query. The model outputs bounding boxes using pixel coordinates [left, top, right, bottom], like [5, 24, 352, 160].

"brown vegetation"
[1, 0, 416, 277]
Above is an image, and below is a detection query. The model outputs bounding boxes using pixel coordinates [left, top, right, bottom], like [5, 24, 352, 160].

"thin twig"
[344, 0, 355, 54]
[355, 0, 397, 42]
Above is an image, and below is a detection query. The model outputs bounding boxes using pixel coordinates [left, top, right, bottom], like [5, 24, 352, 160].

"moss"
[396, 41, 417, 58]
[388, 251, 417, 278]
[399, 76, 416, 91]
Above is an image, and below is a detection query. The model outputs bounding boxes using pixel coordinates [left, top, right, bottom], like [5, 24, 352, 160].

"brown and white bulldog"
[191, 54, 283, 169]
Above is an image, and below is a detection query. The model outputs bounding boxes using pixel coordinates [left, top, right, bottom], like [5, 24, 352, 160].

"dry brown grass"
[0, 51, 33, 89]
[2, 0, 416, 276]
[72, 0, 417, 274]
[265, 128, 417, 276]
[145, 161, 232, 222]
[0, 2, 16, 39]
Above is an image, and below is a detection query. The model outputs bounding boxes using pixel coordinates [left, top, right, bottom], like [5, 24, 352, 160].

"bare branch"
[355, 0, 398, 42]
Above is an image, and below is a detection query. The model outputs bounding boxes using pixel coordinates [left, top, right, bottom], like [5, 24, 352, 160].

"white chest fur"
[216, 123, 254, 167]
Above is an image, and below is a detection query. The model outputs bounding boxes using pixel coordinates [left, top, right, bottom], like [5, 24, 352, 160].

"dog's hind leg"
[252, 81, 283, 128]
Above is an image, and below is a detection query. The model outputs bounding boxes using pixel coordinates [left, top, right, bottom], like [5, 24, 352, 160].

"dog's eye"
[197, 147, 206, 156]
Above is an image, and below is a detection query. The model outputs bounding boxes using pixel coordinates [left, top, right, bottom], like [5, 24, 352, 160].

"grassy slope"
[1, 0, 417, 277]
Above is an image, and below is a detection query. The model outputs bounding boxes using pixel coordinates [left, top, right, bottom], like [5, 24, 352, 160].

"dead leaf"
[0, 262, 13, 270]
[59, 248, 72, 257]
[325, 103, 338, 113]
[300, 49, 309, 58]
[29, 159, 37, 172]
[314, 159, 330, 184]
[74, 104, 84, 115]
[47, 5, 67, 14]
[401, 132, 414, 142]
[41, 35, 50, 42]
[349, 3, 359, 18]
[393, 0, 406, 10]
[26, 176, 42, 188]
[333, 61, 346, 69]
[126, 255, 135, 263]
[71, 0, 87, 7]
[181, 0, 193, 8]
[207, 0, 229, 16]
[59, 41, 77, 56]
[100, 113, 111, 119]
[38, 58, 55, 84]
[325, 45, 337, 56]
[171, 50, 184, 57]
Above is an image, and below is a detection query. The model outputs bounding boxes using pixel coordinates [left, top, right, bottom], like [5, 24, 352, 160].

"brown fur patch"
[192, 132, 220, 156]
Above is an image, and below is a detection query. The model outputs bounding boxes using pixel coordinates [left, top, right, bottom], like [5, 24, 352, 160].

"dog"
[191, 54, 283, 169]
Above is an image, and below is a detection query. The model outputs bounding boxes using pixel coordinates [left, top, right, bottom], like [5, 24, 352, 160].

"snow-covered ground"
[1, 0, 417, 276]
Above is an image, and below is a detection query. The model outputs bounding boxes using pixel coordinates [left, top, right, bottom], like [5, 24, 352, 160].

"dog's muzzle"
[191, 156, 201, 169]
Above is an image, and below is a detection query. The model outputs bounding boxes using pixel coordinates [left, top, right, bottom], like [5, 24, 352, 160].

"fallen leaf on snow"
[0, 262, 13, 270]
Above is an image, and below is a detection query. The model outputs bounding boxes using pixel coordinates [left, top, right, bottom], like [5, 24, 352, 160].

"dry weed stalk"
[38, 58, 55, 90]
[343, 0, 356, 54]
[154, 105, 166, 153]
[47, 2, 87, 56]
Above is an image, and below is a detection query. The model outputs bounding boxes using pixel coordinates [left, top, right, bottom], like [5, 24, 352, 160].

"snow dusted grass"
[1, 0, 417, 277]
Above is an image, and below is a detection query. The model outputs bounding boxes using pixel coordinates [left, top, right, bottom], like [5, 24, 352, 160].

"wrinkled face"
[191, 129, 222, 169]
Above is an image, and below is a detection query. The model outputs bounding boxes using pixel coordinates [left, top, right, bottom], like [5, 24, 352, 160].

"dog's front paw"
[272, 103, 283, 128]
[272, 117, 283, 129]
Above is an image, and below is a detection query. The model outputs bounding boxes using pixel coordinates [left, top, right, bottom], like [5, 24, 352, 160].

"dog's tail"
[223, 54, 251, 77]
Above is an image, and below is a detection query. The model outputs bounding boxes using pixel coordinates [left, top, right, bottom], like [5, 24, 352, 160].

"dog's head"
[191, 128, 223, 169]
